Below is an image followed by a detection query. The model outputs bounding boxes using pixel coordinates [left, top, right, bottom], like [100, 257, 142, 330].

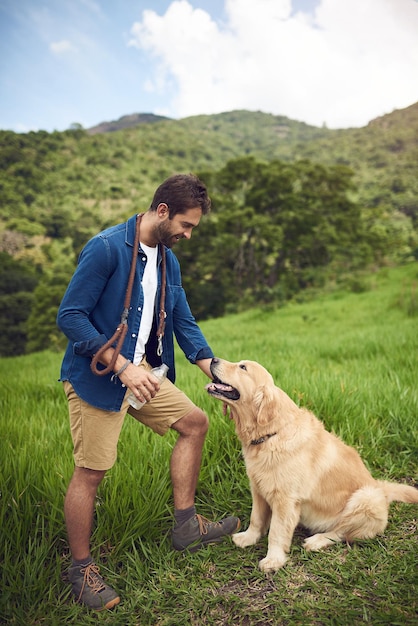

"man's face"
[156, 206, 202, 248]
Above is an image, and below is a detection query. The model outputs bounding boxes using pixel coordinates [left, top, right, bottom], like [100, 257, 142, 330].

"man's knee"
[172, 407, 209, 437]
[73, 466, 106, 490]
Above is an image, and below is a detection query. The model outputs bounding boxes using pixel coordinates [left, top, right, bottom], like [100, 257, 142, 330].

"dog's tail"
[379, 481, 418, 504]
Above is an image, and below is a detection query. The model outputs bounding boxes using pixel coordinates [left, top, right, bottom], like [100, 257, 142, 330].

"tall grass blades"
[392, 278, 418, 317]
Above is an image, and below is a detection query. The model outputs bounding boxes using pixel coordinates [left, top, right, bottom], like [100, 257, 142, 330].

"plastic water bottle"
[126, 363, 169, 409]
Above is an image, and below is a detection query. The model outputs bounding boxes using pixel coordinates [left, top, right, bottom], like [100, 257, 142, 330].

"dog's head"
[205, 357, 277, 431]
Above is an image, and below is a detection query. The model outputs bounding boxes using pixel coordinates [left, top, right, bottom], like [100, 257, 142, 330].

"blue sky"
[1, 0, 417, 133]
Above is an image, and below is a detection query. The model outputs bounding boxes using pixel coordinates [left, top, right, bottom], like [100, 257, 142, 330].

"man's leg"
[127, 378, 240, 550]
[170, 407, 208, 509]
[65, 466, 120, 611]
[170, 407, 240, 550]
[64, 466, 105, 561]
[63, 382, 124, 610]
[64, 467, 120, 611]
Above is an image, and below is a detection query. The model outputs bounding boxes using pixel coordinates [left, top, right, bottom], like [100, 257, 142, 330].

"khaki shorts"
[63, 361, 196, 471]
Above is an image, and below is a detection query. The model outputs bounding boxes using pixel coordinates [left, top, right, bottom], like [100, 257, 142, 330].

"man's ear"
[157, 202, 169, 217]
[253, 385, 276, 426]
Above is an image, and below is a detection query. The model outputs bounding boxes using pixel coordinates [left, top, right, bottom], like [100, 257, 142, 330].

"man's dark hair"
[150, 173, 211, 217]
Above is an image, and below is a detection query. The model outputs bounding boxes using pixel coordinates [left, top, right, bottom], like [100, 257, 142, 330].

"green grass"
[1, 263, 417, 625]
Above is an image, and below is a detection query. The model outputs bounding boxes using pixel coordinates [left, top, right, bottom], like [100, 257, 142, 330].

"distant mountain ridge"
[87, 112, 171, 134]
[86, 102, 418, 137]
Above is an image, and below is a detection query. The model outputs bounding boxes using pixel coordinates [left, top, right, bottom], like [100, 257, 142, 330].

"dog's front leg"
[259, 499, 301, 573]
[233, 485, 271, 548]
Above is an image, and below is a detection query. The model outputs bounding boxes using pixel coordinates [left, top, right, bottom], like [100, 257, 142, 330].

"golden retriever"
[206, 357, 418, 572]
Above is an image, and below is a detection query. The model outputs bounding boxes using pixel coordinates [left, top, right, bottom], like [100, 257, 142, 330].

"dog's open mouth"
[205, 376, 240, 401]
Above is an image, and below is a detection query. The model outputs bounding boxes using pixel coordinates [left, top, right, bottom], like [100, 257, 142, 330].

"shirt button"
[142, 256, 146, 261]
[137, 307, 141, 311]
[132, 333, 136, 338]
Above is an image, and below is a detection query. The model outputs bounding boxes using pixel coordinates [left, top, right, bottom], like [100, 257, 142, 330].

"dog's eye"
[239, 364, 247, 370]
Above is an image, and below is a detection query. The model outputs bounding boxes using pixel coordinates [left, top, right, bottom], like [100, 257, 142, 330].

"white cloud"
[129, 0, 418, 128]
[49, 39, 76, 54]
[14, 122, 34, 133]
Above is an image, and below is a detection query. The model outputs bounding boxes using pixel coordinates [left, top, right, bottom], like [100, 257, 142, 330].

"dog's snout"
[210, 357, 220, 377]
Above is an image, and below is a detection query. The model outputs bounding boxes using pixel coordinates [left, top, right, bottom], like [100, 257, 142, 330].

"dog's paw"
[259, 554, 287, 572]
[232, 530, 259, 548]
[303, 532, 340, 551]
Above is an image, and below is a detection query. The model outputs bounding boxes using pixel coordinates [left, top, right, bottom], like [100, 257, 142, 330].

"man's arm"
[195, 358, 213, 379]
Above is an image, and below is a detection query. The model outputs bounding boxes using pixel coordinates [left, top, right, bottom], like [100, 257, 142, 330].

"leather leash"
[156, 242, 166, 356]
[91, 213, 166, 376]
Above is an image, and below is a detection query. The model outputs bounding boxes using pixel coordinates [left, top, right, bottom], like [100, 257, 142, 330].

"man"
[57, 174, 240, 611]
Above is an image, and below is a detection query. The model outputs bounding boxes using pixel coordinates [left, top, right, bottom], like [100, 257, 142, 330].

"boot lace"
[78, 563, 106, 601]
[196, 514, 221, 536]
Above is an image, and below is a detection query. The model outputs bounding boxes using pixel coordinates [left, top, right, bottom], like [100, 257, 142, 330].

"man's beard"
[155, 221, 183, 248]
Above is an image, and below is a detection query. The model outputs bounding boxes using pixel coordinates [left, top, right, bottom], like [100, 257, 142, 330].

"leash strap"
[156, 242, 166, 356]
[90, 214, 167, 376]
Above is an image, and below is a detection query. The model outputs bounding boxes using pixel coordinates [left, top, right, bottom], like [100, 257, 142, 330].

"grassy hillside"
[1, 263, 417, 624]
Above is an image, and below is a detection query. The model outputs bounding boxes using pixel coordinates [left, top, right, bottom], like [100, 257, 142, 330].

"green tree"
[25, 277, 68, 353]
[179, 157, 375, 317]
[25, 239, 76, 353]
[0, 253, 39, 356]
[0, 292, 34, 356]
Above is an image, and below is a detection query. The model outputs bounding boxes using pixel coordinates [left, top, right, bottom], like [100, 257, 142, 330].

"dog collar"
[250, 433, 277, 446]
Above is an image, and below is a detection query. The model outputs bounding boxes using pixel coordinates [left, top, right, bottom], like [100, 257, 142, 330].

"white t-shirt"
[133, 242, 158, 365]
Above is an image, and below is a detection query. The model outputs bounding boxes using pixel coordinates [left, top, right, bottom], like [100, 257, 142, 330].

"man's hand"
[119, 364, 160, 404]
[197, 357, 229, 415]
[99, 347, 160, 404]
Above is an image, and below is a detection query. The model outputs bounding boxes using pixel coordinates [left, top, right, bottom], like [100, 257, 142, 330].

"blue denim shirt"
[57, 214, 214, 411]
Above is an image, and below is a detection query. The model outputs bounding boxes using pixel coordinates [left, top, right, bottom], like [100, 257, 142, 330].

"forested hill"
[1, 103, 417, 233]
[0, 103, 417, 357]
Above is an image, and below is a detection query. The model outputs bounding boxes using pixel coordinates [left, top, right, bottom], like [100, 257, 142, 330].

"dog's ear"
[253, 385, 276, 426]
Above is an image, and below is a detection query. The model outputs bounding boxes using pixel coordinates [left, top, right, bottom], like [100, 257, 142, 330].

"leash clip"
[157, 310, 166, 356]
